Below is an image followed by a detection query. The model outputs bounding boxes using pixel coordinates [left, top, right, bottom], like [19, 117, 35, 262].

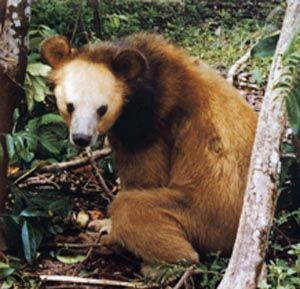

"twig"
[39, 275, 150, 288]
[14, 165, 39, 184]
[85, 147, 113, 199]
[3, 71, 26, 91]
[71, 220, 104, 276]
[70, 1, 81, 44]
[45, 285, 93, 289]
[9, 147, 111, 181]
[274, 226, 292, 247]
[226, 48, 251, 84]
[0, 55, 16, 62]
[48, 242, 105, 249]
[173, 266, 194, 289]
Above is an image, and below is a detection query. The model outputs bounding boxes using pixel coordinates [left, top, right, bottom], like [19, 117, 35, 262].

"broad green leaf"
[39, 113, 64, 126]
[0, 216, 22, 253]
[251, 33, 280, 58]
[21, 220, 43, 263]
[27, 63, 51, 77]
[31, 76, 48, 102]
[0, 262, 15, 278]
[5, 135, 15, 160]
[48, 199, 71, 216]
[25, 74, 35, 111]
[0, 277, 15, 289]
[56, 254, 86, 264]
[20, 207, 49, 218]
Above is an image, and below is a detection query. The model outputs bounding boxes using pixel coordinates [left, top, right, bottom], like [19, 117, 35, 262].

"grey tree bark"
[217, 1, 300, 288]
[0, 0, 31, 249]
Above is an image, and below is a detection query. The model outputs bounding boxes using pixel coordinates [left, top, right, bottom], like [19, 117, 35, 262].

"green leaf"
[0, 216, 22, 253]
[31, 76, 48, 102]
[5, 135, 15, 160]
[56, 253, 86, 264]
[39, 113, 64, 126]
[27, 63, 51, 77]
[0, 262, 15, 278]
[48, 199, 71, 216]
[0, 277, 15, 289]
[0, 144, 3, 161]
[20, 207, 49, 218]
[251, 33, 280, 58]
[21, 220, 43, 263]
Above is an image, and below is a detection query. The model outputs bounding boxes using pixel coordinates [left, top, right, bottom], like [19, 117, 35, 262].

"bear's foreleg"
[89, 188, 199, 265]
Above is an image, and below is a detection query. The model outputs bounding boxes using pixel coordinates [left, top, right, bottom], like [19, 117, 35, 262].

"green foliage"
[144, 254, 227, 288]
[6, 113, 76, 168]
[251, 32, 280, 58]
[251, 5, 284, 58]
[0, 186, 72, 264]
[259, 244, 300, 289]
[25, 25, 56, 111]
[25, 63, 51, 111]
[31, 0, 276, 41]
[281, 25, 300, 136]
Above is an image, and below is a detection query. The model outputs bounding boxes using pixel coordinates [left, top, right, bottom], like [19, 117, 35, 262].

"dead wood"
[173, 266, 194, 289]
[226, 48, 251, 84]
[39, 275, 151, 288]
[217, 1, 300, 289]
[10, 147, 111, 182]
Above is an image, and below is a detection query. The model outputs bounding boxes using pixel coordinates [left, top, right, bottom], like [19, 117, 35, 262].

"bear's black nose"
[72, 134, 92, 147]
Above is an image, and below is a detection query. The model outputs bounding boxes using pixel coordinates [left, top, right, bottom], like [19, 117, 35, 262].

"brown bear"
[41, 33, 257, 268]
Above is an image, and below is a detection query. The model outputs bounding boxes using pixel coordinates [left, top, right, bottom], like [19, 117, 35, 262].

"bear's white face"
[53, 59, 127, 147]
[41, 35, 147, 147]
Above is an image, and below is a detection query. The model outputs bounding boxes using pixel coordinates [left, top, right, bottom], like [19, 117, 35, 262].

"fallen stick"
[226, 48, 251, 84]
[85, 147, 113, 198]
[39, 275, 150, 288]
[10, 147, 111, 182]
[49, 242, 105, 248]
[173, 266, 194, 289]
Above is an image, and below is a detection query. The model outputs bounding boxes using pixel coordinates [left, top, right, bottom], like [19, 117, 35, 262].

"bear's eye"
[97, 105, 108, 117]
[66, 103, 75, 114]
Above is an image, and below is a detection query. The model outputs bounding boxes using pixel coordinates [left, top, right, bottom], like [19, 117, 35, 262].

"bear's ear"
[113, 49, 148, 80]
[40, 35, 72, 68]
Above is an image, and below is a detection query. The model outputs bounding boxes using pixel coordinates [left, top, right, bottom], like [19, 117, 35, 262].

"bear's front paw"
[88, 218, 113, 244]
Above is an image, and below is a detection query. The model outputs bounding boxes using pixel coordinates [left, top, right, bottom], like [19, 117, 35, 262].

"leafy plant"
[25, 62, 51, 111]
[25, 25, 56, 111]
[6, 113, 76, 168]
[144, 253, 227, 289]
[259, 244, 300, 289]
[281, 26, 300, 136]
[0, 185, 72, 264]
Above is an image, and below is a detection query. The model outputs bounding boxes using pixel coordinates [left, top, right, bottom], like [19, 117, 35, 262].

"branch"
[173, 266, 194, 289]
[226, 48, 251, 84]
[218, 2, 300, 289]
[10, 147, 111, 182]
[39, 275, 151, 288]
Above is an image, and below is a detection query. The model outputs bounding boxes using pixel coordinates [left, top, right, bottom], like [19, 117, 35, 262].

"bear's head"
[40, 35, 148, 148]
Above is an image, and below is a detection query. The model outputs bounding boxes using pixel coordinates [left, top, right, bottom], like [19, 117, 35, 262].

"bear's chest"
[110, 137, 170, 189]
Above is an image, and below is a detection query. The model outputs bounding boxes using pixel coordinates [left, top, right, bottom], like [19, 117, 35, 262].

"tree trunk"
[217, 1, 300, 288]
[0, 0, 31, 250]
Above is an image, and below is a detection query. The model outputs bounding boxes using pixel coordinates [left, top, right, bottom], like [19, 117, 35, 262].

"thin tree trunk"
[88, 0, 103, 39]
[0, 0, 31, 249]
[217, 1, 300, 288]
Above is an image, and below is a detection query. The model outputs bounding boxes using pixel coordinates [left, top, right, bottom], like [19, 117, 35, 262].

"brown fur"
[41, 33, 257, 266]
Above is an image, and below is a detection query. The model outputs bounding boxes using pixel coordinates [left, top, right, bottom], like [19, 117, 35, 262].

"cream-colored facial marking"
[54, 59, 126, 145]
